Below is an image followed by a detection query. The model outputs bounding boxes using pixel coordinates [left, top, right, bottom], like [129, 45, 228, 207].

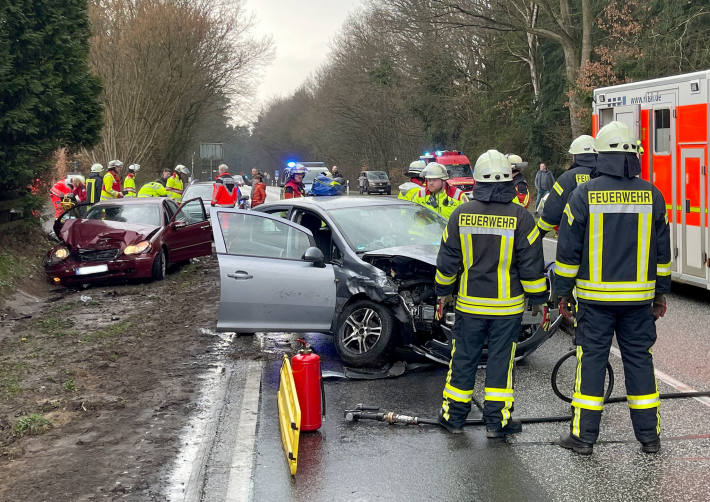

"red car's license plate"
[75, 264, 109, 276]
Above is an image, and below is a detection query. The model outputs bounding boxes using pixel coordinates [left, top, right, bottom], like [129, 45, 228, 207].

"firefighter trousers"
[571, 302, 660, 444]
[441, 313, 520, 430]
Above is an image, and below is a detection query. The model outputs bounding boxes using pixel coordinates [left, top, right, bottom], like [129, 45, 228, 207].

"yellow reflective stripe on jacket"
[589, 213, 603, 282]
[537, 217, 555, 232]
[497, 235, 514, 299]
[575, 288, 655, 302]
[484, 387, 514, 402]
[637, 212, 652, 282]
[627, 392, 660, 409]
[657, 261, 671, 277]
[526, 226, 540, 245]
[521, 277, 546, 294]
[552, 182, 563, 196]
[435, 269, 457, 286]
[456, 301, 524, 316]
[442, 227, 448, 242]
[575, 279, 655, 291]
[563, 204, 574, 225]
[444, 383, 473, 403]
[571, 392, 604, 411]
[555, 261, 579, 278]
[457, 294, 524, 307]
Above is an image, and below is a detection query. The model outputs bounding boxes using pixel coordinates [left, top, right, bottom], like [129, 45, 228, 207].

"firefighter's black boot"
[438, 409, 463, 434]
[486, 419, 522, 438]
[559, 434, 593, 455]
[640, 439, 661, 453]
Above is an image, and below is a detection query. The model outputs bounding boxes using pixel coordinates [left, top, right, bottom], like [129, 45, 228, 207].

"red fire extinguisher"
[291, 339, 325, 431]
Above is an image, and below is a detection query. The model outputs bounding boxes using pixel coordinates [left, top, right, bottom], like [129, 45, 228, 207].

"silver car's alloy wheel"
[341, 308, 382, 354]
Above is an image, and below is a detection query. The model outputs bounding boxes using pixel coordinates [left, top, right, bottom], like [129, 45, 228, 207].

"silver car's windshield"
[366, 171, 388, 181]
[329, 204, 446, 253]
[86, 204, 161, 227]
[184, 184, 213, 202]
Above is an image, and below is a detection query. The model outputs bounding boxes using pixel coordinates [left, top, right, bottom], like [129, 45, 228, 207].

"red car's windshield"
[85, 204, 161, 227]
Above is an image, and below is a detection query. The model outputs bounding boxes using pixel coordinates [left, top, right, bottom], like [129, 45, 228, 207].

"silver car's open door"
[211, 208, 336, 332]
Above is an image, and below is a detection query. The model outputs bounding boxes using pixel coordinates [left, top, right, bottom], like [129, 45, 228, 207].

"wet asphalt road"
[240, 239, 710, 501]
[178, 238, 710, 501]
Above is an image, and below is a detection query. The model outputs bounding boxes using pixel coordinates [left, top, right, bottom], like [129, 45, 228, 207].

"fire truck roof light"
[287, 161, 296, 168]
[436, 150, 443, 156]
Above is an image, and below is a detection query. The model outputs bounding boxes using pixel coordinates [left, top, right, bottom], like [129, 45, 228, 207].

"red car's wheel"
[151, 248, 166, 281]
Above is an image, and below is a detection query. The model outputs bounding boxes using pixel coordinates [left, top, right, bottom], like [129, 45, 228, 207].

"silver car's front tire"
[335, 300, 394, 367]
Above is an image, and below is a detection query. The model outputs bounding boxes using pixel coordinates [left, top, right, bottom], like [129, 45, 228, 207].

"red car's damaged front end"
[45, 198, 213, 286]
[45, 218, 160, 285]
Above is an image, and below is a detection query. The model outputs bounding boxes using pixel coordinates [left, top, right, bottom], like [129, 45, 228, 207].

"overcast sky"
[248, 0, 364, 112]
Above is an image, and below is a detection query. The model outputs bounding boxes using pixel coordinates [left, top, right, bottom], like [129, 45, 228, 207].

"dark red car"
[45, 198, 212, 285]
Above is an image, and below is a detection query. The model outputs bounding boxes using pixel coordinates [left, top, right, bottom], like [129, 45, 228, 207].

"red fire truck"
[592, 70, 710, 289]
[421, 150, 475, 198]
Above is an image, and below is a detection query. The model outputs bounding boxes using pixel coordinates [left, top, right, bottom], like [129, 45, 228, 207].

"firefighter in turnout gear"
[506, 154, 530, 208]
[435, 150, 548, 436]
[123, 164, 140, 197]
[408, 163, 465, 220]
[537, 135, 596, 235]
[86, 163, 104, 204]
[137, 181, 168, 198]
[555, 121, 671, 455]
[101, 160, 123, 200]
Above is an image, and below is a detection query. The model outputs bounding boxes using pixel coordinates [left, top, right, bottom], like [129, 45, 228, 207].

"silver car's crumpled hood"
[362, 244, 439, 267]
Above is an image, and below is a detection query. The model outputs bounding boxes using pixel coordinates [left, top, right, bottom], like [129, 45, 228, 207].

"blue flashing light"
[435, 150, 443, 156]
[287, 161, 296, 168]
[423, 152, 430, 156]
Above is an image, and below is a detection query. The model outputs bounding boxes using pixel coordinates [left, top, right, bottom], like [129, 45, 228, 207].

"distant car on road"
[45, 198, 213, 285]
[210, 197, 553, 367]
[361, 171, 391, 195]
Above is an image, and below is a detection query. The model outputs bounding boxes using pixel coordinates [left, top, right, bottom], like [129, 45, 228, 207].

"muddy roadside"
[0, 250, 233, 501]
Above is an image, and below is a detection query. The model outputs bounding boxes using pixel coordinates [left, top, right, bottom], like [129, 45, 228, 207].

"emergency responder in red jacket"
[50, 176, 85, 218]
[251, 175, 266, 207]
[435, 150, 548, 436]
[555, 121, 671, 455]
[282, 166, 306, 199]
[537, 135, 596, 235]
[211, 164, 241, 207]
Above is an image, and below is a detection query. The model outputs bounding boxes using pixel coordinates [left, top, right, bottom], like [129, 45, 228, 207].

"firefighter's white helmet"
[108, 159, 123, 169]
[175, 164, 190, 176]
[506, 153, 528, 171]
[406, 160, 426, 178]
[90, 163, 104, 173]
[569, 134, 596, 155]
[474, 150, 512, 183]
[128, 164, 141, 172]
[423, 162, 449, 180]
[595, 121, 637, 153]
[71, 175, 85, 185]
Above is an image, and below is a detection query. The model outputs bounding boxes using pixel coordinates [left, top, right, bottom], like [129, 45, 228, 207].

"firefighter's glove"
[558, 296, 576, 321]
[531, 303, 551, 331]
[435, 295, 454, 321]
[652, 294, 667, 320]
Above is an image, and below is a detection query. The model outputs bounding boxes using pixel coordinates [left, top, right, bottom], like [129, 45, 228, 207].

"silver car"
[211, 197, 555, 367]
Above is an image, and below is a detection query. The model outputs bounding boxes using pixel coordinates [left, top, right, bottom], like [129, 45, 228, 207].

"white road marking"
[609, 346, 710, 408]
[225, 360, 263, 502]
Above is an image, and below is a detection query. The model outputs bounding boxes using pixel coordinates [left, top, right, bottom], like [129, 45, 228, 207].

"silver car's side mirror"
[302, 247, 325, 268]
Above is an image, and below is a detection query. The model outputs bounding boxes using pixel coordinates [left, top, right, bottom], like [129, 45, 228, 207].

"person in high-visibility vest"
[101, 160, 123, 200]
[137, 181, 168, 197]
[166, 164, 189, 203]
[506, 154, 530, 208]
[123, 164, 140, 197]
[405, 163, 464, 220]
[50, 176, 85, 218]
